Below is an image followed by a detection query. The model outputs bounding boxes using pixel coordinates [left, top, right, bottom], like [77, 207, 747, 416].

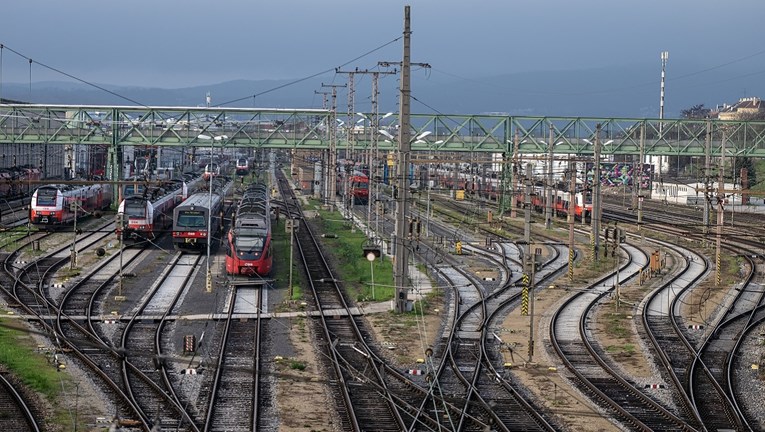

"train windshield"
[35, 188, 57, 206]
[176, 210, 206, 228]
[237, 158, 247, 167]
[234, 235, 265, 252]
[581, 190, 593, 204]
[124, 184, 145, 196]
[124, 200, 146, 217]
[351, 181, 368, 190]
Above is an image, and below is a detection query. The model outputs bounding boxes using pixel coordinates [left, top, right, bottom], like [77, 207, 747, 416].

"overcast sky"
[2, 0, 765, 105]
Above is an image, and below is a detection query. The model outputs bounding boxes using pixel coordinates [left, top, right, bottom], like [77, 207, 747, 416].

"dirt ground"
[275, 315, 338, 431]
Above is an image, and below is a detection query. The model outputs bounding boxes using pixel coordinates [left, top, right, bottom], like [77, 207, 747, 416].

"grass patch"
[271, 217, 305, 301]
[0, 317, 69, 398]
[604, 312, 630, 339]
[605, 343, 635, 356]
[312, 206, 394, 302]
[289, 360, 307, 371]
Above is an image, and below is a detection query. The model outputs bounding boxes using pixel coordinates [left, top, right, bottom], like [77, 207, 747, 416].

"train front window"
[176, 211, 206, 228]
[235, 236, 265, 252]
[352, 181, 368, 190]
[124, 201, 146, 217]
[35, 188, 57, 206]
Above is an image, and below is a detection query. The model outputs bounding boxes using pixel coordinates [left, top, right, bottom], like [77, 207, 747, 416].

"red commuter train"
[225, 182, 273, 277]
[30, 183, 113, 228]
[337, 169, 370, 205]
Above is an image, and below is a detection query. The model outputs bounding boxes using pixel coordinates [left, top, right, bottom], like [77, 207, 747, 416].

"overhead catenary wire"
[216, 37, 402, 107]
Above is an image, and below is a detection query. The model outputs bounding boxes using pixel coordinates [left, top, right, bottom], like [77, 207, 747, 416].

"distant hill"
[2, 63, 760, 118]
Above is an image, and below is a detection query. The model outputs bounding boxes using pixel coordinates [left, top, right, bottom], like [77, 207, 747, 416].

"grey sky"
[2, 0, 765, 108]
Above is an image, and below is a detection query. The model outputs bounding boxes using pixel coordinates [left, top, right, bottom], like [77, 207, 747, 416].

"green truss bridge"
[2, 104, 764, 158]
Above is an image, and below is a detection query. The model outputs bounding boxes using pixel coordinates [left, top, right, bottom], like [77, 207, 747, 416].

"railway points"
[3, 139, 765, 431]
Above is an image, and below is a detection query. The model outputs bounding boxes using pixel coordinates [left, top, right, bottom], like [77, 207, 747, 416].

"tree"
[680, 104, 711, 119]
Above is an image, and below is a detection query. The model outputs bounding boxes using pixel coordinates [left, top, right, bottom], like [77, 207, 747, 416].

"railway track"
[204, 283, 265, 431]
[118, 253, 201, 430]
[0, 360, 42, 432]
[549, 242, 699, 430]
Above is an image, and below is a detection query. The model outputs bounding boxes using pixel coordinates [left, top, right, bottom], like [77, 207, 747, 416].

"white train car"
[650, 181, 765, 208]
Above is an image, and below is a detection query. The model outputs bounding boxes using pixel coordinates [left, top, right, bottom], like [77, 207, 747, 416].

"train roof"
[35, 183, 108, 193]
[176, 192, 223, 210]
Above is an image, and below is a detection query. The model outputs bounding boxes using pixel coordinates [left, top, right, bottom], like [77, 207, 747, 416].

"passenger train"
[0, 166, 42, 199]
[515, 186, 594, 221]
[337, 169, 370, 205]
[117, 177, 202, 245]
[30, 182, 113, 228]
[225, 182, 273, 277]
[202, 163, 221, 181]
[171, 177, 232, 251]
[235, 157, 250, 176]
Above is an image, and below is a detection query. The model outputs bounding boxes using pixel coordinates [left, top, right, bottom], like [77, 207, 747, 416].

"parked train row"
[116, 175, 205, 245]
[225, 182, 273, 277]
[0, 166, 42, 199]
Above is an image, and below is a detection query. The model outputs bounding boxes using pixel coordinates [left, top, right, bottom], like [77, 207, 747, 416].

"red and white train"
[225, 182, 273, 277]
[116, 178, 201, 245]
[30, 183, 113, 227]
[235, 157, 250, 176]
[514, 186, 593, 221]
[203, 163, 221, 181]
[337, 169, 370, 205]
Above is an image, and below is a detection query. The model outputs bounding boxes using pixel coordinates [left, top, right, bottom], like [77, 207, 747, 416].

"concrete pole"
[703, 121, 711, 247]
[637, 123, 645, 230]
[393, 5, 412, 314]
[546, 124, 554, 230]
[716, 132, 725, 287]
[568, 160, 576, 283]
[511, 130, 520, 218]
[524, 163, 532, 244]
[591, 124, 602, 262]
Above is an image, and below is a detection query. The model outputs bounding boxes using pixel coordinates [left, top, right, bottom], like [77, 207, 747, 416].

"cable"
[0, 43, 150, 107]
[216, 37, 402, 107]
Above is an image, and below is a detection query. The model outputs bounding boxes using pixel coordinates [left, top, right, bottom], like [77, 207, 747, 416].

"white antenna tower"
[206, 92, 211, 108]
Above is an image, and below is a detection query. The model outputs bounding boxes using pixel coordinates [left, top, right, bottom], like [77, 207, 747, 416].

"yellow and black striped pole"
[521, 273, 530, 315]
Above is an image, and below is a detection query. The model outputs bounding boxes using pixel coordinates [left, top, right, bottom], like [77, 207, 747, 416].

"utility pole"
[379, 7, 430, 314]
[703, 120, 711, 248]
[391, 6, 413, 314]
[637, 123, 645, 231]
[524, 163, 532, 244]
[334, 68, 357, 162]
[320, 83, 345, 207]
[568, 160, 576, 282]
[716, 131, 725, 287]
[546, 124, 554, 230]
[591, 124, 602, 263]
[528, 247, 540, 363]
[511, 130, 520, 218]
